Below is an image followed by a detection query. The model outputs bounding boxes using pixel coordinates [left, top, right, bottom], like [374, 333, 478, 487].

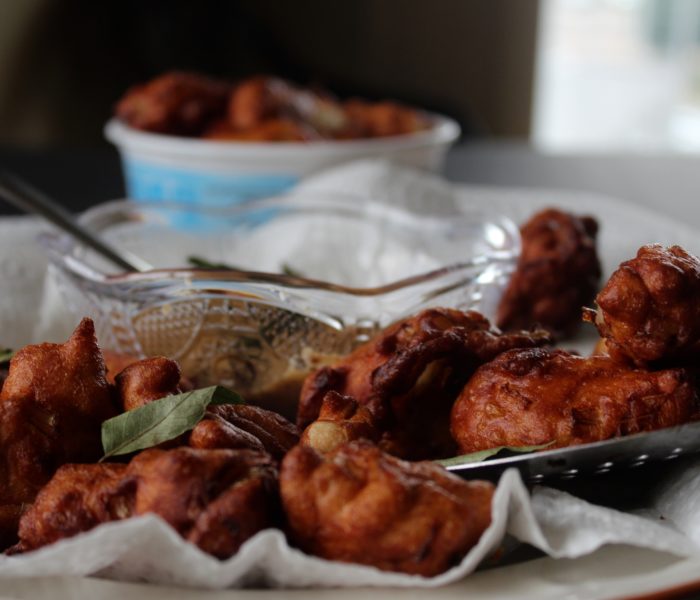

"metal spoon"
[0, 171, 151, 273]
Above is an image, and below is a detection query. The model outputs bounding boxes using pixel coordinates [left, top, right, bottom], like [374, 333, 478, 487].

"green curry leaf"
[101, 386, 244, 460]
[436, 442, 554, 468]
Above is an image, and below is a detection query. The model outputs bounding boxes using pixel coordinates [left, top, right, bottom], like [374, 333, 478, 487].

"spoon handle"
[0, 171, 151, 273]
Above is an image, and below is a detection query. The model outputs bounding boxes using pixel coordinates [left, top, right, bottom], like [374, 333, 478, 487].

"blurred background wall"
[3, 0, 700, 152]
[0, 0, 539, 148]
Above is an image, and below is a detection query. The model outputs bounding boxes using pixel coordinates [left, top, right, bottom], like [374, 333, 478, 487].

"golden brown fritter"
[300, 391, 379, 454]
[115, 356, 183, 411]
[116, 72, 431, 141]
[343, 99, 429, 138]
[496, 208, 601, 338]
[280, 440, 494, 576]
[450, 347, 697, 454]
[298, 308, 551, 460]
[226, 76, 348, 139]
[589, 244, 700, 366]
[130, 448, 279, 558]
[227, 76, 291, 130]
[0, 319, 118, 548]
[190, 404, 300, 460]
[115, 71, 229, 136]
[102, 350, 141, 385]
[203, 117, 312, 141]
[13, 463, 133, 553]
[14, 448, 279, 559]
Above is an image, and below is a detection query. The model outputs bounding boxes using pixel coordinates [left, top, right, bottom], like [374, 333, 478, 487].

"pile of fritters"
[497, 208, 601, 338]
[0, 315, 508, 575]
[3, 205, 700, 578]
[116, 72, 430, 141]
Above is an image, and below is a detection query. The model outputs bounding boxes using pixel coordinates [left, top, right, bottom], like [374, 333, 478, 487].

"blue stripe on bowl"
[123, 159, 299, 205]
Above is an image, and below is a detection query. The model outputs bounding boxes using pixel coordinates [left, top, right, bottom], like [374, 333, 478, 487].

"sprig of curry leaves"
[101, 386, 244, 460]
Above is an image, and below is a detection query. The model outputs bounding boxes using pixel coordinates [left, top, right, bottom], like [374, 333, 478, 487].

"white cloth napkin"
[1, 160, 700, 588]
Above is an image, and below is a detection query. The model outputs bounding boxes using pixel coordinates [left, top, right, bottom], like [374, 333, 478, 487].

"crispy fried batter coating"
[12, 463, 133, 553]
[0, 319, 118, 547]
[496, 208, 601, 338]
[280, 440, 494, 576]
[102, 350, 140, 385]
[14, 448, 279, 558]
[117, 72, 429, 141]
[227, 76, 290, 130]
[343, 99, 429, 137]
[300, 391, 378, 454]
[130, 448, 279, 558]
[203, 117, 312, 141]
[190, 404, 299, 460]
[115, 71, 229, 136]
[451, 348, 697, 453]
[590, 244, 700, 366]
[298, 308, 551, 459]
[226, 76, 348, 139]
[115, 356, 183, 411]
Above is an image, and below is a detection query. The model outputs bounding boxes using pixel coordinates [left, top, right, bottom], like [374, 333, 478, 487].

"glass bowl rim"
[39, 194, 520, 298]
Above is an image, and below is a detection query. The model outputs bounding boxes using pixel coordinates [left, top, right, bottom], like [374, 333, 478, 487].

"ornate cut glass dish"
[40, 195, 518, 415]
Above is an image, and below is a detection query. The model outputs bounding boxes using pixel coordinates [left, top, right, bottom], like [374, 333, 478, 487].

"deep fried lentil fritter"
[298, 308, 551, 460]
[115, 71, 229, 136]
[115, 356, 183, 411]
[14, 448, 279, 559]
[590, 244, 700, 366]
[342, 99, 429, 138]
[130, 448, 279, 558]
[0, 319, 118, 548]
[496, 208, 601, 338]
[204, 117, 312, 141]
[227, 76, 295, 130]
[451, 348, 697, 454]
[12, 463, 133, 553]
[190, 404, 300, 460]
[280, 440, 494, 576]
[103, 350, 141, 385]
[299, 391, 379, 454]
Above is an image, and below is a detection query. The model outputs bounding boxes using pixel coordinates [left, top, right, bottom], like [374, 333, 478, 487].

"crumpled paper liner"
[0, 468, 696, 589]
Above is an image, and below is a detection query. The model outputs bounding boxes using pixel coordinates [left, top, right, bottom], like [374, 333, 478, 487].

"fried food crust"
[298, 308, 551, 459]
[342, 99, 429, 138]
[299, 391, 379, 454]
[115, 356, 182, 411]
[280, 440, 494, 576]
[115, 71, 229, 136]
[0, 319, 117, 548]
[14, 448, 279, 558]
[13, 463, 133, 552]
[496, 208, 601, 338]
[451, 347, 697, 453]
[203, 117, 312, 141]
[591, 244, 700, 366]
[190, 404, 300, 460]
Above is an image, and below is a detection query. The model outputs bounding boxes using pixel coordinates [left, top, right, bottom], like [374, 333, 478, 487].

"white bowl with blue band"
[105, 115, 460, 205]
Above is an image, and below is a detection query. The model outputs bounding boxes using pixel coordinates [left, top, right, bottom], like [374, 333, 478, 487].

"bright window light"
[533, 0, 700, 151]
